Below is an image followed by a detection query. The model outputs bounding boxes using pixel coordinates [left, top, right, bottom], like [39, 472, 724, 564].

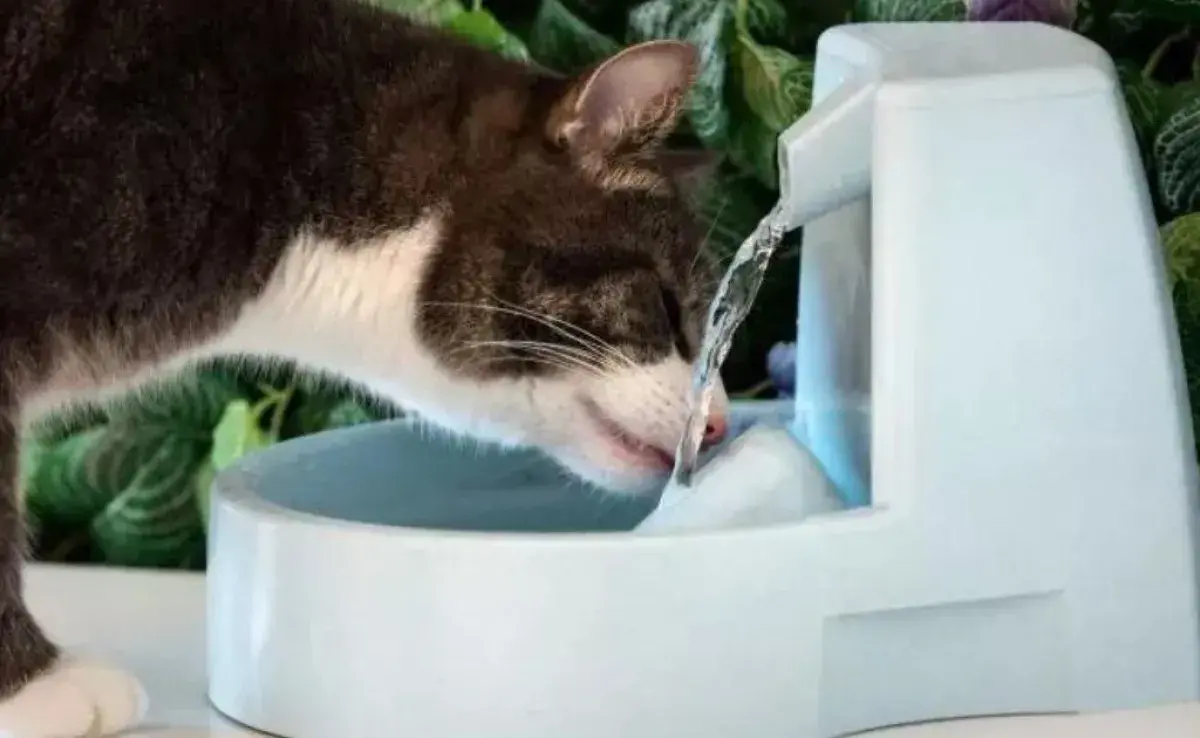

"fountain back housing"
[778, 20, 1200, 730]
[206, 21, 1200, 738]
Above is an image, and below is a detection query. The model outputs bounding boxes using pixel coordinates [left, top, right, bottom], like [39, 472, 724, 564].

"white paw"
[0, 658, 147, 738]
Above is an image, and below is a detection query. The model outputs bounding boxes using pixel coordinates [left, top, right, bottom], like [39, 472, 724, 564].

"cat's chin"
[510, 357, 725, 497]
[542, 400, 677, 497]
[551, 453, 669, 497]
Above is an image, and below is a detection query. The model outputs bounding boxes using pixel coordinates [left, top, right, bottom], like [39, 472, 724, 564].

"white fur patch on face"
[212, 212, 540, 446]
[528, 355, 729, 494]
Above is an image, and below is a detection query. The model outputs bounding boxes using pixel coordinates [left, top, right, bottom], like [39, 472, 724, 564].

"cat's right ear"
[546, 40, 698, 161]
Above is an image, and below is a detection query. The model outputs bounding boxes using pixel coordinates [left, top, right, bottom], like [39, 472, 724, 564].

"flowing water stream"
[670, 203, 789, 488]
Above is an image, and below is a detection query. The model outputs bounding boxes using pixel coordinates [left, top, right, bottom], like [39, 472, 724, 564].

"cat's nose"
[702, 412, 728, 448]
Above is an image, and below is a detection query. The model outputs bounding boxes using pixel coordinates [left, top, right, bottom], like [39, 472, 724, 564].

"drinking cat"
[0, 0, 732, 732]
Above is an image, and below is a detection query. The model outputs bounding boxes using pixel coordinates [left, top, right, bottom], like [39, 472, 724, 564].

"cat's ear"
[547, 40, 698, 159]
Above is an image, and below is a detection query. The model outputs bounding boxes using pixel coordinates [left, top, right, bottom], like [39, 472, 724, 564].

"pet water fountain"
[206, 21, 1200, 738]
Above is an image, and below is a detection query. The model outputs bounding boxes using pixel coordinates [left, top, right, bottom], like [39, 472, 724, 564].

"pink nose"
[702, 412, 728, 448]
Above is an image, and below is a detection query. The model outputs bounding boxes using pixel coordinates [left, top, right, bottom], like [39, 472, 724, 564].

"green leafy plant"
[24, 365, 394, 568]
[22, 0, 1200, 568]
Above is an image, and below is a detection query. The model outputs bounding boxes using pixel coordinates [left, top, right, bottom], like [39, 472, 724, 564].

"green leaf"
[527, 0, 621, 73]
[1108, 8, 1150, 34]
[1140, 0, 1200, 21]
[1160, 213, 1200, 455]
[210, 399, 274, 473]
[282, 382, 392, 437]
[26, 404, 108, 446]
[1163, 212, 1200, 292]
[537, 0, 642, 26]
[371, 0, 468, 24]
[559, 0, 615, 16]
[1154, 92, 1200, 215]
[326, 399, 379, 429]
[1116, 62, 1169, 148]
[743, 0, 791, 44]
[626, 0, 674, 39]
[193, 460, 216, 531]
[446, 8, 532, 61]
[18, 435, 47, 491]
[786, 0, 855, 46]
[1078, 0, 1173, 42]
[1091, 0, 1154, 34]
[1162, 82, 1200, 117]
[24, 428, 113, 528]
[281, 391, 343, 438]
[25, 508, 41, 548]
[854, 0, 965, 21]
[725, 26, 794, 191]
[726, 109, 780, 188]
[106, 369, 249, 436]
[90, 435, 209, 568]
[734, 35, 814, 132]
[1124, 77, 1168, 146]
[197, 395, 283, 528]
[25, 423, 186, 530]
[628, 0, 733, 147]
[27, 377, 272, 566]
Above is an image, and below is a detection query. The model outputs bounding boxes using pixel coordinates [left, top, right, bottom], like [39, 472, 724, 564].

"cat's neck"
[212, 212, 535, 445]
[216, 217, 440, 394]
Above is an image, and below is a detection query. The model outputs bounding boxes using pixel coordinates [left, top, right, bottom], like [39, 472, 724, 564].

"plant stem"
[734, 0, 749, 36]
[47, 529, 92, 562]
[731, 377, 775, 399]
[268, 385, 295, 439]
[1144, 28, 1192, 80]
[472, 0, 482, 11]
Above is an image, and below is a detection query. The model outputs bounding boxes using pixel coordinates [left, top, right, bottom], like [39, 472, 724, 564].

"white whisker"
[421, 300, 622, 366]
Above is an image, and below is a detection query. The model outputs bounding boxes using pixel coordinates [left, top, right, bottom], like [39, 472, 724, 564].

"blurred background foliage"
[22, 0, 1200, 568]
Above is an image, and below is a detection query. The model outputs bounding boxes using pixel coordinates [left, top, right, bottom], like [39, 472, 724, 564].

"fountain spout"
[776, 76, 876, 232]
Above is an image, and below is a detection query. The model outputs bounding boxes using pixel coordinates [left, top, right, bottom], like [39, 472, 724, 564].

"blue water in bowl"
[235, 400, 798, 534]
[240, 420, 654, 533]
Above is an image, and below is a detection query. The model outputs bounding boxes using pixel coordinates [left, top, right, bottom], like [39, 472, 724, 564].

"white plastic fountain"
[206, 21, 1200, 738]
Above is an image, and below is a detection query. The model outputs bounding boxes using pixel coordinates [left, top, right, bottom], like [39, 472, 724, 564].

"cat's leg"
[0, 390, 147, 737]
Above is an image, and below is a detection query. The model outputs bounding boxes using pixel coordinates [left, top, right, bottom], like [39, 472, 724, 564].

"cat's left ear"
[547, 40, 698, 159]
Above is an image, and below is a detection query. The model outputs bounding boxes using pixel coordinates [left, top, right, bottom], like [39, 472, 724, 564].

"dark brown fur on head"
[413, 38, 721, 378]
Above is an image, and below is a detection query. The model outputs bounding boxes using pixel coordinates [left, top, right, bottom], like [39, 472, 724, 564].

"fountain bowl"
[205, 399, 847, 738]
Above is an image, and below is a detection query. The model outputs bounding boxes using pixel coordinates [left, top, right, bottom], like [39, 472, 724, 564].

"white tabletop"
[24, 562, 1200, 738]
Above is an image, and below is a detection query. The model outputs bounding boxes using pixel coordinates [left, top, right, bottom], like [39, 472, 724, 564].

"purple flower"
[967, 0, 1077, 26]
[767, 342, 796, 397]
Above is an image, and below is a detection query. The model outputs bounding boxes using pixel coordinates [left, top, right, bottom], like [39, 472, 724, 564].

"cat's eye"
[660, 287, 689, 357]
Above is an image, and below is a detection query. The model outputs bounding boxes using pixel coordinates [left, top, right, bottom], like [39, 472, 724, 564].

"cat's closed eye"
[659, 285, 690, 358]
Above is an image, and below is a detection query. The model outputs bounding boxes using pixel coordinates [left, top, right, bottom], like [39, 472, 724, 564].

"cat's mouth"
[579, 396, 675, 472]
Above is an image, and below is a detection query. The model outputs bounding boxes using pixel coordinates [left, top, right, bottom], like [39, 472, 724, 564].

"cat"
[0, 0, 730, 732]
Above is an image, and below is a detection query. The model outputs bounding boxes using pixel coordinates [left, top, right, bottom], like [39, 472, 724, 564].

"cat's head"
[410, 40, 729, 494]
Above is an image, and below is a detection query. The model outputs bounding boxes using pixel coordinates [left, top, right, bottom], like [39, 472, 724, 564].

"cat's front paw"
[0, 658, 147, 737]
